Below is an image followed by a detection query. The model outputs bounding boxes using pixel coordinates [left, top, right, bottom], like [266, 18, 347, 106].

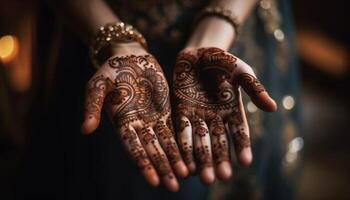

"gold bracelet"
[195, 6, 240, 41]
[90, 22, 147, 69]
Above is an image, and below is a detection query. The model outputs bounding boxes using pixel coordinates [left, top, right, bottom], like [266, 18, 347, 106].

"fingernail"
[215, 161, 232, 181]
[200, 167, 215, 185]
[143, 168, 160, 187]
[162, 173, 179, 192]
[238, 148, 253, 167]
[174, 161, 189, 178]
[81, 116, 98, 134]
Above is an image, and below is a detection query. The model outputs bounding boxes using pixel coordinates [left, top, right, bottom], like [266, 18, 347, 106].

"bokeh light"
[0, 35, 19, 63]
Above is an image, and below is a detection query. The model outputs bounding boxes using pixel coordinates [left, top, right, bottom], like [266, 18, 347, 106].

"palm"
[173, 47, 276, 184]
[82, 53, 187, 192]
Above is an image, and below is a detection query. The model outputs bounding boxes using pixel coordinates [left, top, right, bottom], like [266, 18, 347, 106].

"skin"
[81, 44, 188, 192]
[173, 47, 277, 184]
[54, 0, 275, 190]
[51, 0, 187, 191]
[172, 0, 274, 185]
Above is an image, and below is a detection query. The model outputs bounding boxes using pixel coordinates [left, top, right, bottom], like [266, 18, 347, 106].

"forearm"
[50, 0, 120, 43]
[186, 0, 257, 50]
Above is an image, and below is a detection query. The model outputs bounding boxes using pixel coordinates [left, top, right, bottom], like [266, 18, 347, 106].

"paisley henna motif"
[106, 55, 170, 126]
[86, 54, 177, 180]
[199, 47, 237, 75]
[174, 49, 236, 114]
[173, 47, 255, 170]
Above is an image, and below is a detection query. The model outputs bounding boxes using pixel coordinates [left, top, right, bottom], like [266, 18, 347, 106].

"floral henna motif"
[154, 120, 181, 164]
[106, 55, 170, 126]
[192, 117, 212, 169]
[120, 126, 152, 171]
[174, 49, 237, 119]
[227, 113, 250, 153]
[155, 121, 173, 140]
[173, 48, 237, 170]
[193, 118, 208, 138]
[210, 116, 229, 164]
[174, 47, 257, 170]
[211, 116, 225, 137]
[140, 127, 157, 145]
[140, 126, 173, 177]
[86, 54, 176, 179]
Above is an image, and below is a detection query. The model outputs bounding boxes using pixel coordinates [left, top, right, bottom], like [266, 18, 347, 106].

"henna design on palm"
[106, 55, 169, 125]
[173, 47, 277, 184]
[82, 54, 188, 192]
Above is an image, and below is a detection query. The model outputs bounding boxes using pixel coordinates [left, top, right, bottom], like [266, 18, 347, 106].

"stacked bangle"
[90, 22, 147, 69]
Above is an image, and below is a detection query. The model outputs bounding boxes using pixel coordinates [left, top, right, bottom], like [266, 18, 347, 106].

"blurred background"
[0, 0, 349, 199]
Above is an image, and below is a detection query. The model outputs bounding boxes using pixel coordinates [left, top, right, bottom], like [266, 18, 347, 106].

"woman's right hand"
[81, 43, 188, 192]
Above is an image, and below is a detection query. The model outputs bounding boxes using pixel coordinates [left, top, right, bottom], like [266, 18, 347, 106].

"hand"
[173, 47, 277, 184]
[81, 44, 188, 192]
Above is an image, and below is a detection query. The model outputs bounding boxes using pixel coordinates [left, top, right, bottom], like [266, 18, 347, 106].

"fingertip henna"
[210, 116, 230, 165]
[154, 120, 181, 165]
[85, 75, 111, 122]
[119, 126, 154, 173]
[227, 115, 251, 153]
[237, 73, 266, 99]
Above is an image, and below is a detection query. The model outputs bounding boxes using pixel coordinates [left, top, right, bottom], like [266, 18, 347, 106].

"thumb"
[81, 75, 109, 134]
[236, 73, 277, 112]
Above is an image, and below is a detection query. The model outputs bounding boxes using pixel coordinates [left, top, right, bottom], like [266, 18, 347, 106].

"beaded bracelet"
[90, 22, 147, 69]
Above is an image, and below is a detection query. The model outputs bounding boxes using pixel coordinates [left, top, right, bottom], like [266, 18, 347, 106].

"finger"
[137, 126, 179, 192]
[208, 115, 232, 181]
[237, 73, 276, 112]
[117, 125, 160, 187]
[154, 119, 188, 178]
[191, 116, 215, 185]
[227, 88, 252, 167]
[233, 60, 277, 112]
[176, 115, 196, 174]
[81, 75, 110, 134]
[198, 47, 238, 73]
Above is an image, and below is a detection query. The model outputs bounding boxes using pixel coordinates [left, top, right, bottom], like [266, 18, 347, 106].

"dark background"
[1, 0, 349, 199]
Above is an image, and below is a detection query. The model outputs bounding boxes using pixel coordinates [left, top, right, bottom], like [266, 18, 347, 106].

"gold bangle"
[195, 6, 240, 41]
[90, 22, 147, 69]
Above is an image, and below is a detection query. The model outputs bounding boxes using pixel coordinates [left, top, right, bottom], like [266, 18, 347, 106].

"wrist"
[186, 16, 236, 51]
[96, 42, 148, 65]
[109, 42, 148, 55]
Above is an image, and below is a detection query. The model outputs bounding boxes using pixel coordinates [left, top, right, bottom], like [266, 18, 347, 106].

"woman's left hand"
[173, 47, 277, 184]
